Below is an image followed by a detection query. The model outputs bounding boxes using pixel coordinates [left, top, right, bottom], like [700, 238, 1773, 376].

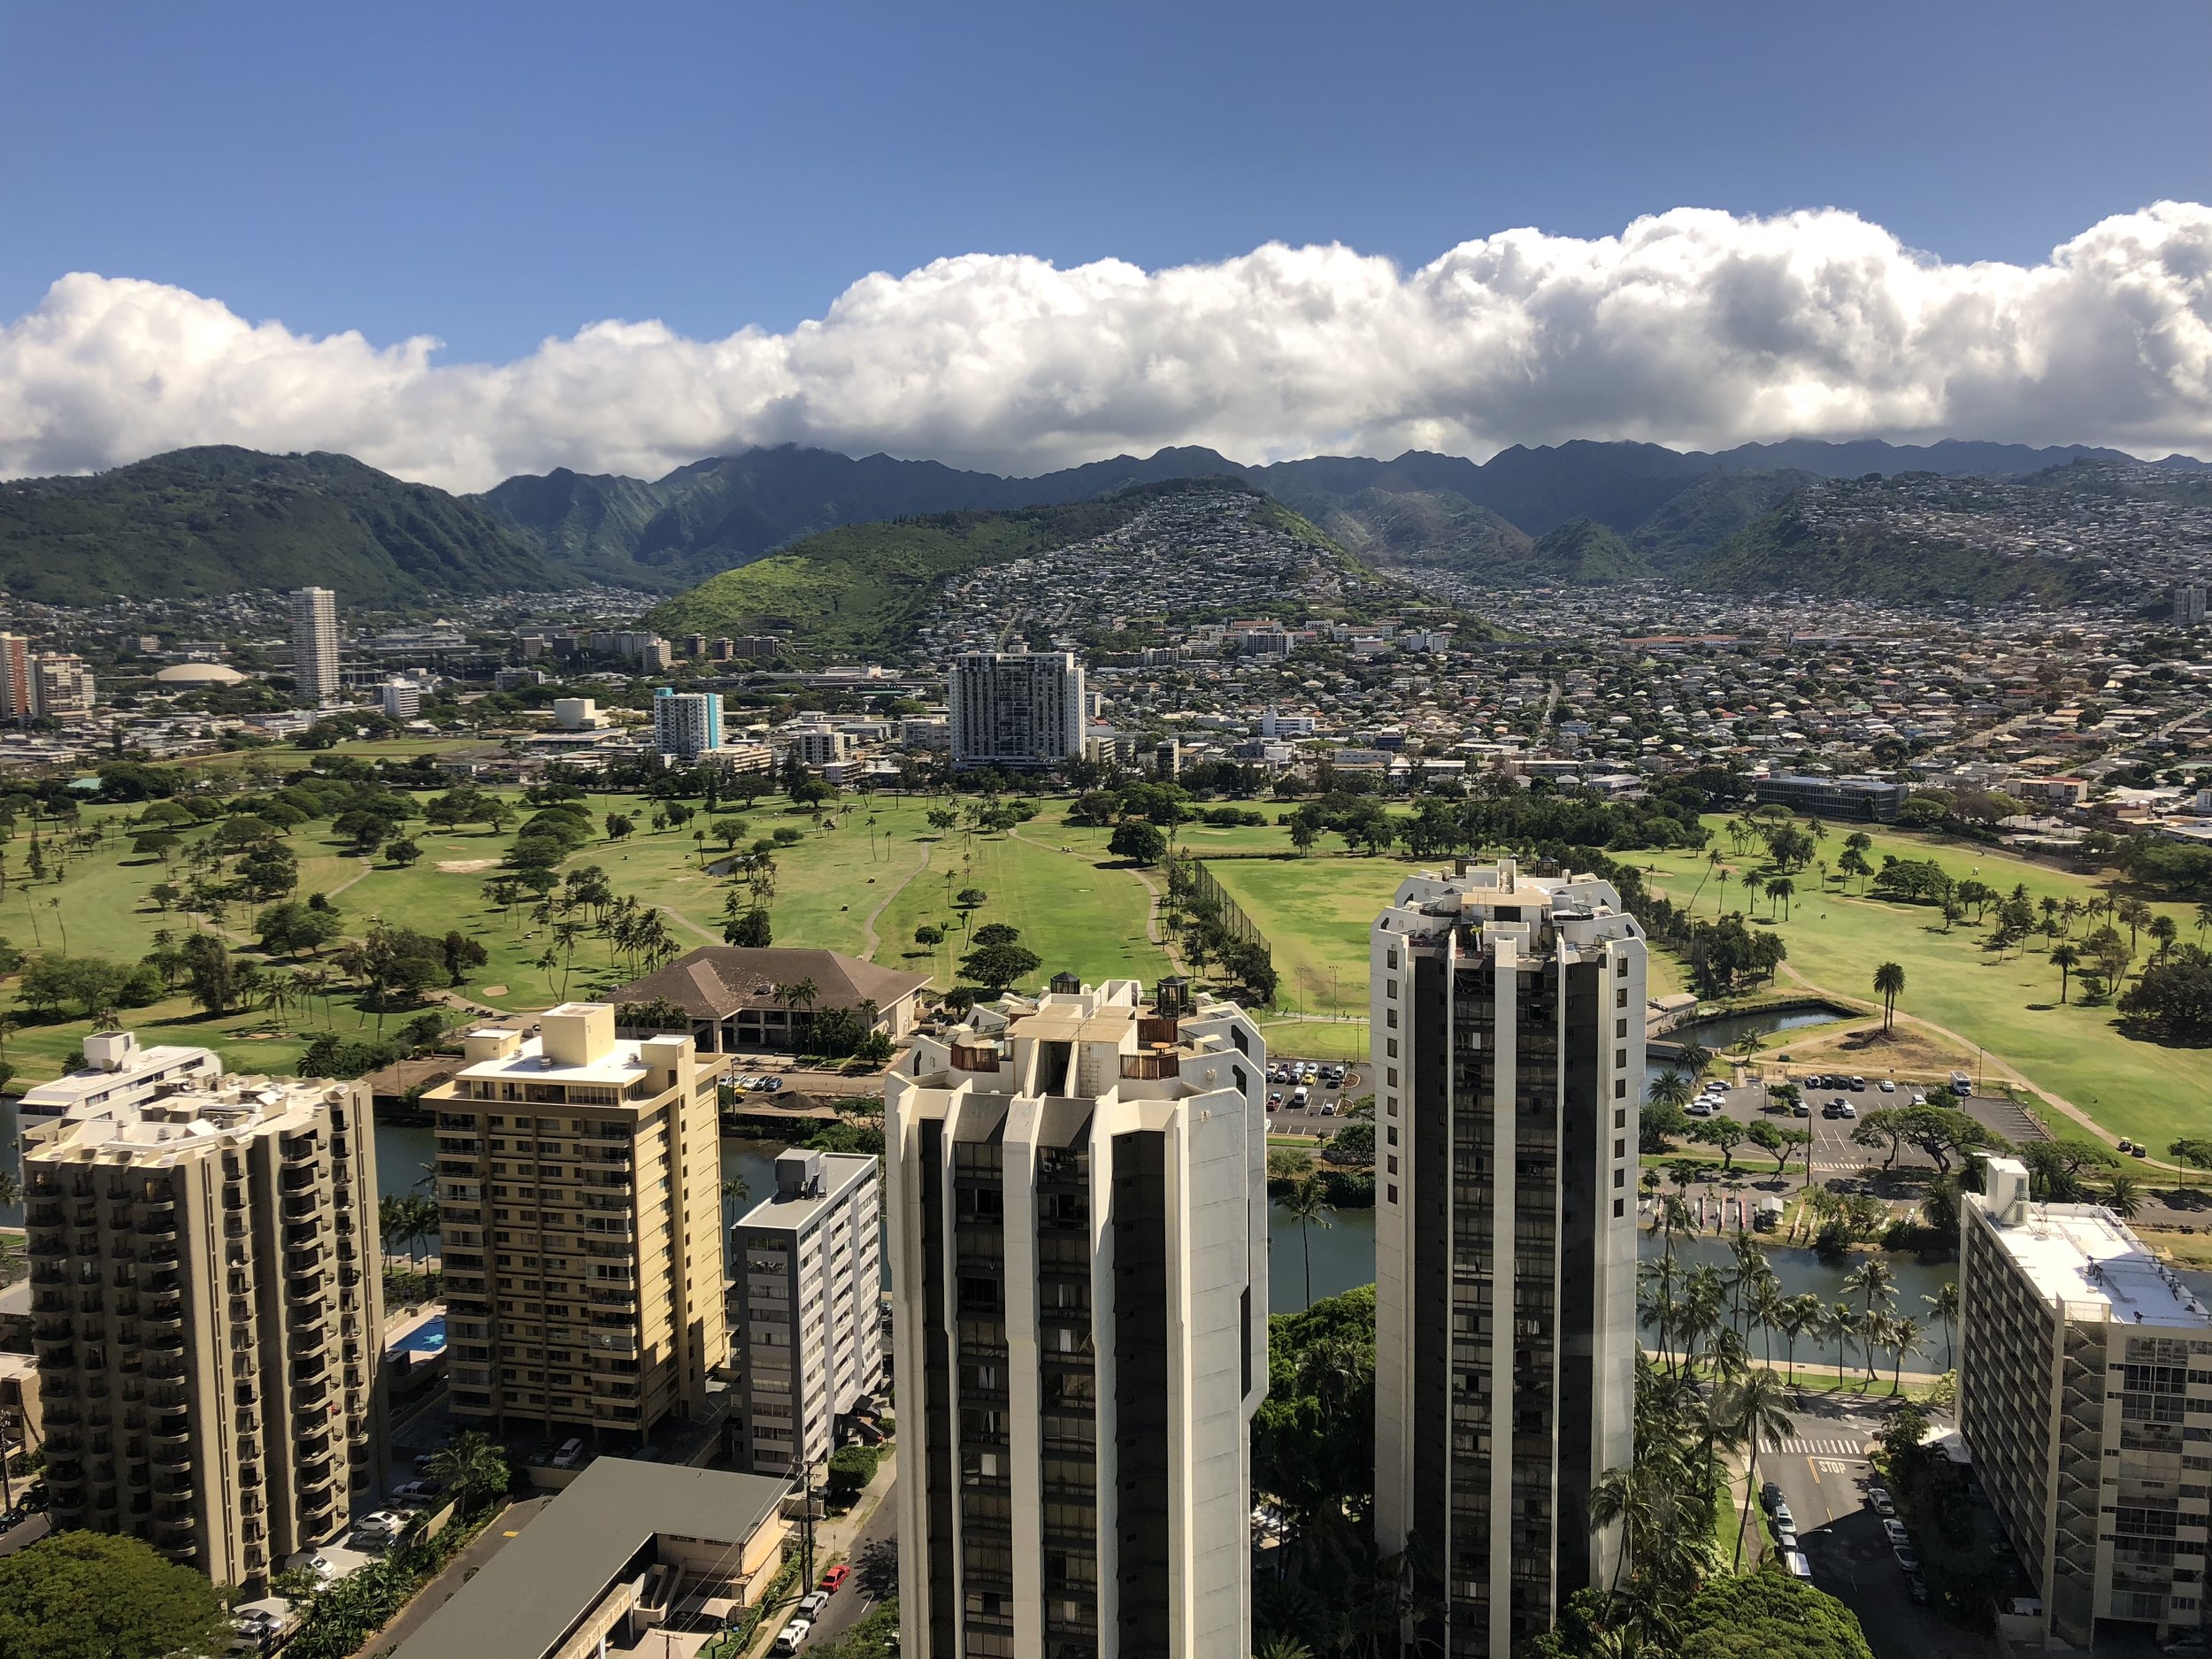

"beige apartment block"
[22, 1074, 383, 1587]
[422, 1004, 728, 1443]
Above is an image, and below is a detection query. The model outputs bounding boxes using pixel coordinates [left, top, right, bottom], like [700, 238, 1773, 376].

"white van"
[1783, 1549, 1813, 1580]
[1290, 1086, 1310, 1109]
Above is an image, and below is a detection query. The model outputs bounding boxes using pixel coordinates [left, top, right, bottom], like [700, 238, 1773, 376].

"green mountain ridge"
[644, 479, 1363, 660]
[0, 446, 550, 604]
[1685, 498, 2101, 603]
[1525, 518, 1651, 584]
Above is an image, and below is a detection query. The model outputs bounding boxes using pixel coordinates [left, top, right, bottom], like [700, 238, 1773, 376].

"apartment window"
[1614, 1109, 1625, 1129]
[1613, 1170, 1624, 1188]
[1386, 1185, 1398, 1204]
[1386, 949, 1399, 970]
[1386, 1039, 1399, 1058]
[1386, 1009, 1399, 1030]
[1386, 1068, 1398, 1087]
[1615, 1019, 1627, 1040]
[1386, 1127, 1398, 1147]
[1614, 1079, 1627, 1099]
[1616, 988, 1628, 1009]
[1386, 1157, 1398, 1176]
[1613, 1198, 1624, 1217]
[1386, 1094, 1397, 1117]
[1385, 979, 1398, 1000]
[1616, 1049, 1627, 1068]
[1617, 958, 1628, 977]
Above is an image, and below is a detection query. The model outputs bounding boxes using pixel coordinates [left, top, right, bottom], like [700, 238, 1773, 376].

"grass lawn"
[1256, 1018, 1370, 1064]
[1202, 855, 1420, 1018]
[1624, 815, 2212, 1147]
[864, 825, 1170, 992]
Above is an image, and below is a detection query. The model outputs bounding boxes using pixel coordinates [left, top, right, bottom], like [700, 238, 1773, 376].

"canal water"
[1669, 1004, 1848, 1051]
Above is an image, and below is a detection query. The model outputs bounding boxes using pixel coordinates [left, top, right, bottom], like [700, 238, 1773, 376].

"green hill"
[0, 447, 549, 603]
[1686, 498, 2098, 603]
[1628, 468, 1817, 570]
[1317, 488, 1533, 572]
[1524, 518, 1651, 584]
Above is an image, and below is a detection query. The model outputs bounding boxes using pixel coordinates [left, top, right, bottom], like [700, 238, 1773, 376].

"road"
[805, 1476, 899, 1647]
[1760, 1396, 1986, 1659]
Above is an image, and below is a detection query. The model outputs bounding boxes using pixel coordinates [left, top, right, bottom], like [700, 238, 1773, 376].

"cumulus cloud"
[4, 203, 2211, 492]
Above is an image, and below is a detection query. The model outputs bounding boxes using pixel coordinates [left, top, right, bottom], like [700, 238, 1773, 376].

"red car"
[820, 1563, 850, 1593]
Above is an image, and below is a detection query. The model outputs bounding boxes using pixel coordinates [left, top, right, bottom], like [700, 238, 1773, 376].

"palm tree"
[1648, 1069, 1695, 1117]
[1721, 1368, 1798, 1568]
[2106, 1173, 2142, 1219]
[1767, 876, 1794, 920]
[1675, 1041, 1712, 1082]
[1889, 1315, 1927, 1395]
[2151, 913, 2179, 961]
[2195, 900, 2212, 943]
[2050, 941, 2080, 1004]
[721, 1175, 751, 1267]
[1281, 1177, 1334, 1309]
[2119, 896, 2152, 953]
[1872, 961, 1905, 1032]
[1778, 1292, 1824, 1386]
[1924, 1280, 1960, 1371]
[426, 1429, 511, 1515]
[1256, 1639, 1316, 1659]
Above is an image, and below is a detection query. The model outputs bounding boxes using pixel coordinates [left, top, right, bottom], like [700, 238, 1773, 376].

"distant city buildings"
[729, 1148, 883, 1476]
[0, 634, 35, 722]
[1961, 1158, 2212, 1649]
[0, 634, 98, 724]
[2177, 583, 2208, 626]
[885, 977, 1267, 1658]
[1371, 860, 1645, 1655]
[949, 649, 1085, 770]
[22, 1065, 384, 1586]
[651, 687, 723, 760]
[289, 587, 341, 703]
[377, 677, 423, 719]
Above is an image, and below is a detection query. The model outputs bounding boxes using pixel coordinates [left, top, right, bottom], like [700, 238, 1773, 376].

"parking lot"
[1678, 1071, 2045, 1177]
[1759, 1397, 1988, 1659]
[1265, 1057, 1363, 1134]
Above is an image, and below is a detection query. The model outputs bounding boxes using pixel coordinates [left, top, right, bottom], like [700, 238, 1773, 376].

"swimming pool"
[391, 1315, 447, 1358]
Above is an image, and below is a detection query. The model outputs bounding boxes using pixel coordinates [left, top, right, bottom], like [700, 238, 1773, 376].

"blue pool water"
[393, 1315, 447, 1357]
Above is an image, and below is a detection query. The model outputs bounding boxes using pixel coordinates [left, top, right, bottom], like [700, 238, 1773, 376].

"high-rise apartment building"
[289, 588, 341, 703]
[21, 1071, 384, 1586]
[652, 688, 724, 760]
[949, 650, 1085, 771]
[730, 1148, 883, 1476]
[2177, 583, 2208, 626]
[0, 634, 37, 723]
[32, 652, 96, 720]
[1370, 859, 1644, 1656]
[885, 978, 1267, 1659]
[421, 1005, 728, 1442]
[1961, 1157, 2212, 1648]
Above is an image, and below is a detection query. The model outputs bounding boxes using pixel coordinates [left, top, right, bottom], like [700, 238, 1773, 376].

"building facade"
[1961, 1158, 2212, 1648]
[949, 651, 1085, 771]
[32, 654, 96, 720]
[652, 688, 724, 760]
[886, 978, 1267, 1659]
[731, 1148, 883, 1476]
[1750, 773, 1909, 821]
[0, 634, 34, 722]
[21, 1073, 384, 1586]
[421, 1005, 728, 1443]
[289, 588, 341, 703]
[1371, 859, 1644, 1656]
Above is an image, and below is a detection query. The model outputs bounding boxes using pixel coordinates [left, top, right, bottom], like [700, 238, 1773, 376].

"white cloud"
[4, 203, 2210, 493]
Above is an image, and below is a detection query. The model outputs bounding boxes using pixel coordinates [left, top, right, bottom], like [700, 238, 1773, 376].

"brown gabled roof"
[612, 947, 926, 1021]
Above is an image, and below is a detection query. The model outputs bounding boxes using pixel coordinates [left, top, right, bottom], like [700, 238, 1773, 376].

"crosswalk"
[1770, 1437, 1870, 1457]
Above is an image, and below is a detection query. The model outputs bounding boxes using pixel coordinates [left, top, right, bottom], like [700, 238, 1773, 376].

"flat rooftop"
[733, 1151, 876, 1234]
[388, 1458, 788, 1659]
[1985, 1202, 2212, 1328]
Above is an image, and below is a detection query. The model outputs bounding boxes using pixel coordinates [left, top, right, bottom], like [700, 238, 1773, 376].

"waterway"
[1669, 1003, 1850, 1051]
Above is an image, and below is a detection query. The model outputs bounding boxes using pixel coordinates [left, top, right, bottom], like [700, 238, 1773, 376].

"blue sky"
[4, 0, 2207, 362]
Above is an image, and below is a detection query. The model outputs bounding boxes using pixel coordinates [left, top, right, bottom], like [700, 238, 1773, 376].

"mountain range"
[0, 434, 2202, 611]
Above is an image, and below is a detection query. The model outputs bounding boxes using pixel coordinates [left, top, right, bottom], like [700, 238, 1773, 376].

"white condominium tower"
[1370, 859, 1644, 1656]
[949, 650, 1085, 771]
[885, 977, 1267, 1659]
[290, 587, 341, 703]
[1961, 1158, 2212, 1649]
[22, 1071, 384, 1586]
[730, 1148, 884, 1476]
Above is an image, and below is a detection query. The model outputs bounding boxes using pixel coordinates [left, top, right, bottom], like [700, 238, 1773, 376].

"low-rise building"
[1961, 1157, 2212, 1648]
[388, 1458, 791, 1659]
[16, 1030, 223, 1124]
[730, 1149, 883, 1475]
[1751, 773, 1909, 821]
[611, 947, 927, 1054]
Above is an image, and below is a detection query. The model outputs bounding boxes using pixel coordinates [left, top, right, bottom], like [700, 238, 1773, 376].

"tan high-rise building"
[33, 652, 96, 721]
[21, 1072, 384, 1587]
[0, 634, 35, 723]
[423, 1005, 728, 1443]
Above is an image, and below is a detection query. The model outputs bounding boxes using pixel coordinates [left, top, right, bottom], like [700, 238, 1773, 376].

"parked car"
[760, 1078, 783, 1094]
[1291, 1087, 1310, 1108]
[1893, 1544, 1921, 1571]
[1771, 1501, 1794, 1531]
[1268, 1091, 1283, 1106]
[772, 1618, 814, 1655]
[1760, 1481, 1784, 1512]
[1909, 1090, 1928, 1106]
[820, 1564, 851, 1593]
[1782, 1549, 1813, 1580]
[1878, 1079, 1896, 1093]
[1793, 1102, 1810, 1118]
[1838, 1102, 1856, 1119]
[796, 1590, 831, 1620]
[552, 1437, 584, 1468]
[1318, 1102, 1336, 1117]
[1686, 1101, 1716, 1118]
[392, 1479, 441, 1506]
[1906, 1572, 1929, 1604]
[1882, 1518, 1911, 1548]
[2132, 1143, 2150, 1158]
[1850, 1076, 1866, 1090]
[1866, 1485, 1895, 1517]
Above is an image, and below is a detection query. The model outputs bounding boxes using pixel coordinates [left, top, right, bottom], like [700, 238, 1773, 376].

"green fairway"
[1202, 855, 1418, 1018]
[1256, 1018, 1370, 1064]
[1627, 817, 2212, 1148]
[864, 826, 1171, 991]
